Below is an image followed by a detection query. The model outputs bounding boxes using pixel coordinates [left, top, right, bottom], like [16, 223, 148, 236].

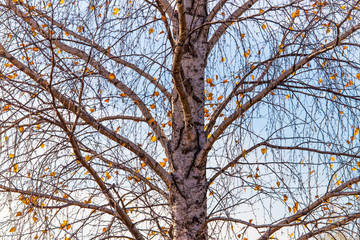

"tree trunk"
[170, 38, 208, 239]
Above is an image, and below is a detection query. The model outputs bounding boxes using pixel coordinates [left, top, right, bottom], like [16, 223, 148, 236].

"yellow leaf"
[220, 57, 225, 62]
[19, 126, 24, 133]
[283, 195, 288, 202]
[85, 155, 91, 161]
[336, 180, 342, 186]
[243, 49, 250, 58]
[113, 7, 120, 16]
[276, 181, 280, 187]
[33, 217, 38, 223]
[109, 73, 115, 79]
[5, 136, 9, 141]
[9, 154, 15, 159]
[60, 0, 65, 4]
[354, 128, 359, 136]
[259, 9, 264, 13]
[261, 148, 267, 154]
[217, 95, 223, 101]
[150, 104, 156, 109]
[330, 164, 333, 169]
[36, 124, 41, 129]
[160, 162, 166, 167]
[330, 156, 335, 161]
[291, 9, 300, 18]
[141, 162, 146, 168]
[262, 24, 267, 29]
[50, 172, 56, 176]
[89, 108, 95, 112]
[120, 93, 127, 97]
[285, 94, 290, 99]
[9, 227, 16, 232]
[356, 73, 360, 80]
[13, 164, 18, 173]
[41, 143, 45, 148]
[149, 28, 154, 35]
[163, 158, 168, 162]
[105, 171, 111, 180]
[150, 135, 156, 142]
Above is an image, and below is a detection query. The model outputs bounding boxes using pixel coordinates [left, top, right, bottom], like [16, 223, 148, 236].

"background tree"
[1, 0, 360, 239]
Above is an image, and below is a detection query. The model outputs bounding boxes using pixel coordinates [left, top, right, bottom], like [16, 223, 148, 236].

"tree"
[1, 0, 360, 239]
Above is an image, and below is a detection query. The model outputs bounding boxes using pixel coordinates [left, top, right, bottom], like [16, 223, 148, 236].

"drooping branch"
[259, 175, 360, 239]
[0, 43, 172, 187]
[208, 0, 259, 51]
[196, 21, 360, 167]
[53, 105, 145, 240]
[0, 184, 115, 216]
[82, 145, 169, 199]
[5, 2, 170, 157]
[8, 1, 172, 100]
[296, 213, 360, 240]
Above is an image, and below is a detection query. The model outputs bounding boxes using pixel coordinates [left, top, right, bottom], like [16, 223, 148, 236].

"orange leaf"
[109, 73, 115, 79]
[9, 227, 16, 232]
[261, 148, 267, 154]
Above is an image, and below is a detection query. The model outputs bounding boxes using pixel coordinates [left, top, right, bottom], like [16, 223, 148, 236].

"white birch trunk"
[170, 38, 209, 239]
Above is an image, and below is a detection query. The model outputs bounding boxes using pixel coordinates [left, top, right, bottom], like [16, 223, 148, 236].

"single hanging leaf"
[113, 7, 120, 16]
[109, 73, 115, 79]
[261, 148, 267, 154]
[354, 128, 359, 136]
[149, 28, 154, 35]
[150, 135, 157, 142]
[60, 0, 65, 4]
[356, 73, 360, 80]
[9, 227, 16, 232]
